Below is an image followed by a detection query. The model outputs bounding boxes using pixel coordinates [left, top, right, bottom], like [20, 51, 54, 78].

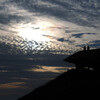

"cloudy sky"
[0, 0, 100, 54]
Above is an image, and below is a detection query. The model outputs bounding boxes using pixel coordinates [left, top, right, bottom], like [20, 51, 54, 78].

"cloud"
[57, 38, 65, 42]
[65, 30, 80, 33]
[47, 26, 63, 29]
[8, 0, 100, 28]
[0, 14, 23, 25]
[42, 35, 56, 40]
[0, 82, 25, 89]
[0, 0, 100, 28]
[57, 38, 75, 45]
[89, 40, 100, 48]
[0, 0, 36, 26]
[72, 33, 97, 38]
[0, 0, 100, 54]
[0, 3, 20, 25]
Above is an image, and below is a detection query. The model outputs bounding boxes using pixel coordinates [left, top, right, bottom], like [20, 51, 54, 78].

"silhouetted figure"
[83, 46, 86, 51]
[87, 45, 90, 50]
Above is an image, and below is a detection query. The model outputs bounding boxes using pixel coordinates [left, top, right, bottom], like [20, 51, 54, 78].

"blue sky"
[0, 0, 100, 54]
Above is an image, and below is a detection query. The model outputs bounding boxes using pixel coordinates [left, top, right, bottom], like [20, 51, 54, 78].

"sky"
[0, 1, 100, 100]
[0, 0, 100, 55]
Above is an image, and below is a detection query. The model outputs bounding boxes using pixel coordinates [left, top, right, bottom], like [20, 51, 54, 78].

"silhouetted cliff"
[18, 69, 100, 100]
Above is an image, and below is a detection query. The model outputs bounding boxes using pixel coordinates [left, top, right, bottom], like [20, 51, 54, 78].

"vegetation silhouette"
[18, 48, 100, 100]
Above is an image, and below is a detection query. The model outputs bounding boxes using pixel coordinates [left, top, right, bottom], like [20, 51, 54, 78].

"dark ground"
[18, 69, 100, 100]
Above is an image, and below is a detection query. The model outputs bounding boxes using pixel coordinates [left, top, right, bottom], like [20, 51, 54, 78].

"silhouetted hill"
[64, 48, 100, 70]
[18, 69, 100, 100]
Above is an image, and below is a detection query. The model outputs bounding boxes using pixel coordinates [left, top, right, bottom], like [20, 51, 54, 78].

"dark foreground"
[18, 69, 100, 100]
[64, 48, 100, 70]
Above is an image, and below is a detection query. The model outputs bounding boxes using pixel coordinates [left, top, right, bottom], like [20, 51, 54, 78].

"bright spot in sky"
[17, 22, 55, 41]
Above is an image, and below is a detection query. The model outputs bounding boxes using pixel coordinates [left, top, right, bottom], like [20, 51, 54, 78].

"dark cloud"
[8, 0, 100, 28]
[76, 39, 100, 48]
[72, 33, 97, 38]
[57, 38, 74, 44]
[0, 5, 5, 10]
[33, 27, 40, 29]
[65, 30, 80, 33]
[92, 40, 100, 44]
[57, 38, 65, 42]
[89, 40, 100, 48]
[0, 14, 23, 25]
[0, 1, 32, 26]
[0, 0, 99, 28]
[48, 27, 63, 29]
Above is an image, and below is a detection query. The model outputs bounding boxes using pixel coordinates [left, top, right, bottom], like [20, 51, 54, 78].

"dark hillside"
[64, 48, 100, 69]
[18, 69, 100, 100]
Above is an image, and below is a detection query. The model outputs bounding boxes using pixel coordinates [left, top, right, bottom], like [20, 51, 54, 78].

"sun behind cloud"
[17, 22, 55, 41]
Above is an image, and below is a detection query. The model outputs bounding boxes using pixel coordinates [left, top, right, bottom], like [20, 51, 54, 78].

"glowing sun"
[17, 22, 54, 41]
